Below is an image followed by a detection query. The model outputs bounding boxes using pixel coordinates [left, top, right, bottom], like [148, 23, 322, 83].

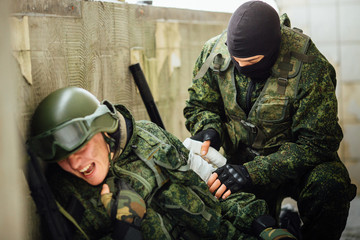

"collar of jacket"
[112, 104, 138, 162]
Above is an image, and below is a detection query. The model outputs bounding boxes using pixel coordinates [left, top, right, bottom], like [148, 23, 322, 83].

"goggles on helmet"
[28, 102, 118, 160]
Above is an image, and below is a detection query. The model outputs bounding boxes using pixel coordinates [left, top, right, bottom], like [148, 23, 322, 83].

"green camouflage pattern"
[46, 105, 267, 239]
[100, 184, 146, 223]
[184, 13, 356, 238]
[183, 13, 344, 185]
[193, 25, 311, 156]
[295, 160, 356, 240]
[46, 164, 113, 240]
[184, 14, 344, 185]
[259, 228, 296, 240]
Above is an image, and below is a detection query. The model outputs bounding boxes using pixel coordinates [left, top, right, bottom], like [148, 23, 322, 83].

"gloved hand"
[101, 179, 146, 224]
[191, 129, 221, 155]
[207, 164, 252, 199]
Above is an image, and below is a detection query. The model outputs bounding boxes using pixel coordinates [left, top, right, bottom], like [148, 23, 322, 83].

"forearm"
[184, 38, 227, 138]
[184, 99, 224, 136]
[184, 70, 225, 137]
[245, 141, 324, 186]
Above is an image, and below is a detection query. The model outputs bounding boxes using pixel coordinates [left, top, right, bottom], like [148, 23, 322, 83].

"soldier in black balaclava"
[184, 1, 357, 239]
[227, 1, 281, 81]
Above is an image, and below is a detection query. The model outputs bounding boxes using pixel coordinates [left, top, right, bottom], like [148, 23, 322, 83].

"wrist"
[244, 162, 264, 186]
[191, 128, 221, 150]
[232, 165, 253, 190]
[214, 164, 253, 194]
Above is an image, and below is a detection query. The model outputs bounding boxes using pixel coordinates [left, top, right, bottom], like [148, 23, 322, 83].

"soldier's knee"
[305, 161, 356, 202]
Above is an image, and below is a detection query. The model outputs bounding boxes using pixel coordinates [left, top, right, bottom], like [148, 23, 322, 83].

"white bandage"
[187, 151, 216, 182]
[183, 138, 226, 167]
[183, 138, 227, 182]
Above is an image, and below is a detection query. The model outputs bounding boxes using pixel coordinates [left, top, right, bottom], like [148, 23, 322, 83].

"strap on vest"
[213, 54, 225, 74]
[56, 201, 90, 240]
[292, 27, 303, 33]
[291, 51, 316, 63]
[240, 120, 267, 150]
[155, 212, 173, 240]
[252, 127, 267, 150]
[277, 51, 315, 95]
[194, 53, 219, 80]
[134, 147, 167, 188]
[277, 52, 292, 95]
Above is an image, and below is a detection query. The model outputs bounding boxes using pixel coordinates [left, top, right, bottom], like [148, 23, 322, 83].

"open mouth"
[80, 163, 95, 176]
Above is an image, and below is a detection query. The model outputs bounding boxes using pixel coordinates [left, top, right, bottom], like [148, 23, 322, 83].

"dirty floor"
[341, 196, 360, 240]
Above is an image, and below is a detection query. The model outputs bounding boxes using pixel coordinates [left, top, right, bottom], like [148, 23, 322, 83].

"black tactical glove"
[214, 164, 252, 193]
[191, 128, 221, 150]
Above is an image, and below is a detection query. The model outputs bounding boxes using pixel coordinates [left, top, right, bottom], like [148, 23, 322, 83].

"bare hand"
[201, 140, 211, 156]
[207, 172, 232, 199]
[101, 183, 110, 195]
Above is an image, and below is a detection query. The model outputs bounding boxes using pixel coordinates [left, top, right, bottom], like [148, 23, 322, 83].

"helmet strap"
[102, 111, 128, 162]
[102, 132, 116, 153]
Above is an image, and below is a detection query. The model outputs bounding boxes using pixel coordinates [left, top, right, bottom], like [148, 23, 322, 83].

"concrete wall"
[12, 1, 230, 141]
[0, 0, 26, 239]
[11, 1, 230, 238]
[277, 0, 360, 194]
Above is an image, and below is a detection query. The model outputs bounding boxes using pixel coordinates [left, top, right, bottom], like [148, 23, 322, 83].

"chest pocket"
[134, 127, 184, 189]
[256, 96, 291, 123]
[255, 95, 293, 149]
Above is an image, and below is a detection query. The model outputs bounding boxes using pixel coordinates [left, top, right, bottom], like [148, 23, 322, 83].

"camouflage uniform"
[184, 14, 357, 239]
[46, 105, 268, 240]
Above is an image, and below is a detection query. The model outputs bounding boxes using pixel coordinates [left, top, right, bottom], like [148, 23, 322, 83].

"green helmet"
[27, 86, 119, 162]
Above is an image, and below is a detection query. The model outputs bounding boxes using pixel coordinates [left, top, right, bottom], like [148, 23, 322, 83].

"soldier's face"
[57, 133, 110, 186]
[233, 55, 264, 67]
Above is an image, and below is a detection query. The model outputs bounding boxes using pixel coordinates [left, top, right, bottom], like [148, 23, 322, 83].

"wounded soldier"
[27, 87, 297, 240]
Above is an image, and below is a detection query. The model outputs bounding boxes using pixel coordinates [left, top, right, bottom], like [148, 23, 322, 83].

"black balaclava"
[227, 1, 281, 81]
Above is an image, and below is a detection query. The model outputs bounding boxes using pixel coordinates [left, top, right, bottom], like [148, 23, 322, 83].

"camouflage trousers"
[141, 190, 268, 240]
[253, 160, 357, 240]
[219, 192, 269, 240]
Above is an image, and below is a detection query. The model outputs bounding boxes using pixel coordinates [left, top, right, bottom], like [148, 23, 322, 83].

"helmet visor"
[28, 103, 117, 160]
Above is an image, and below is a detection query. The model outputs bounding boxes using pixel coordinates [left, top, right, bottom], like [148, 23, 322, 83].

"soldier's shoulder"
[136, 120, 161, 132]
[135, 120, 168, 142]
[298, 40, 337, 89]
[302, 39, 334, 75]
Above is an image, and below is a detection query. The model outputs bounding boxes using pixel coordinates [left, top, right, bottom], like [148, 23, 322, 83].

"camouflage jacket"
[184, 14, 343, 188]
[46, 105, 265, 240]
